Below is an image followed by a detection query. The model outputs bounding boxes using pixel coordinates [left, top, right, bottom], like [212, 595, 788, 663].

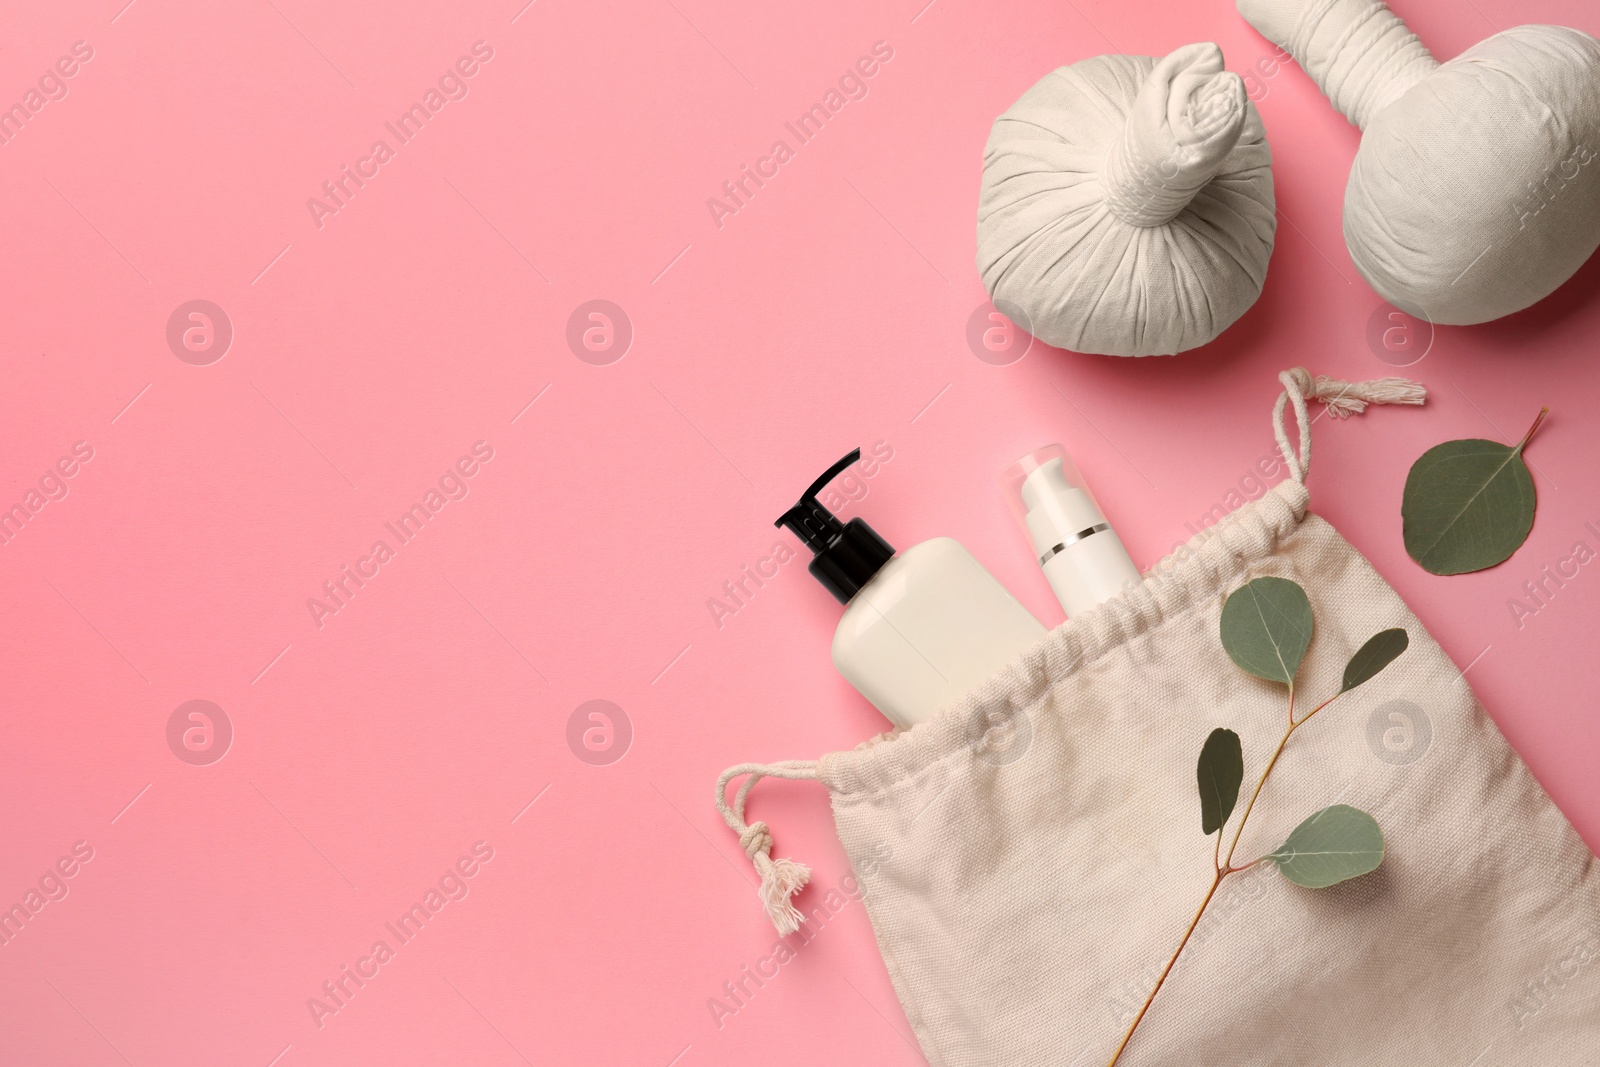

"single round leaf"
[1267, 805, 1385, 889]
[1402, 438, 1536, 575]
[1220, 577, 1313, 685]
[1341, 628, 1409, 693]
[1196, 728, 1244, 836]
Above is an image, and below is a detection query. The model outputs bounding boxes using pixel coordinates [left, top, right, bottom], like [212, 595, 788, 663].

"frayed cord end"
[716, 762, 821, 934]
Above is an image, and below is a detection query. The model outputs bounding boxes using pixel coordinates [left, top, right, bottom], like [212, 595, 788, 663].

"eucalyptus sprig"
[1107, 577, 1408, 1066]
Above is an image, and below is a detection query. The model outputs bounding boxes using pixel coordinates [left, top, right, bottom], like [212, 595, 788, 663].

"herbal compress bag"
[1237, 0, 1600, 324]
[976, 43, 1277, 357]
[716, 371, 1600, 1066]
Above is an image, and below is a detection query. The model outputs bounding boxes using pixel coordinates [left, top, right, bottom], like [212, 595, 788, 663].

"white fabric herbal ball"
[977, 43, 1277, 357]
[1240, 0, 1600, 325]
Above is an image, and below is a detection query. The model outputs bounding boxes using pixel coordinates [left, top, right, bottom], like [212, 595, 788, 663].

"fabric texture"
[719, 372, 1600, 1065]
[1239, 0, 1600, 325]
[975, 43, 1277, 357]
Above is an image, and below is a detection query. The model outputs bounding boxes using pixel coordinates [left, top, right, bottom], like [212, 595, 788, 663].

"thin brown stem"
[1223, 723, 1292, 870]
[1516, 407, 1550, 454]
[1108, 684, 1352, 1064]
[1291, 692, 1340, 730]
[1106, 870, 1225, 1067]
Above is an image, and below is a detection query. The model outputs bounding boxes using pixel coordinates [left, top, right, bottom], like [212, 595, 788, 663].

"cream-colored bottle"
[1000, 444, 1142, 619]
[777, 450, 1046, 730]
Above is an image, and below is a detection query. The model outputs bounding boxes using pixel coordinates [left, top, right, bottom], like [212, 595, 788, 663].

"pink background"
[3, 0, 1598, 1063]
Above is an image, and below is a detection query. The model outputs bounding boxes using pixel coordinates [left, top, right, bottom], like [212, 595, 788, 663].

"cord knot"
[715, 761, 821, 934]
[1274, 367, 1425, 482]
[1283, 367, 1426, 419]
[739, 821, 774, 861]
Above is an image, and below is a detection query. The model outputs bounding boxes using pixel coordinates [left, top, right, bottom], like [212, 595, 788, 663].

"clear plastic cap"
[999, 444, 1109, 561]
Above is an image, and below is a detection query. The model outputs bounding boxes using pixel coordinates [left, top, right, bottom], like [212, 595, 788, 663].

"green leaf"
[1219, 577, 1313, 686]
[1341, 628, 1409, 693]
[1402, 409, 1547, 576]
[1267, 805, 1385, 888]
[1196, 728, 1244, 836]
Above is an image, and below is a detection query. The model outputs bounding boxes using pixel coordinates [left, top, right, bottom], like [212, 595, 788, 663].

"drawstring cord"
[1273, 367, 1425, 483]
[714, 760, 820, 934]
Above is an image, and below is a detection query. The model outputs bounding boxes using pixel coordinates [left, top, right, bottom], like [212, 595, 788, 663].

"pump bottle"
[1000, 444, 1142, 619]
[776, 449, 1046, 730]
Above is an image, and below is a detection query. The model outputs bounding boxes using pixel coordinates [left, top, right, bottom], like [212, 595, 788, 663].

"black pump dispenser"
[775, 449, 896, 605]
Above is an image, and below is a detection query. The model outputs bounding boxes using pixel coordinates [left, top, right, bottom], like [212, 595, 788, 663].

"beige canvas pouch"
[716, 370, 1600, 1065]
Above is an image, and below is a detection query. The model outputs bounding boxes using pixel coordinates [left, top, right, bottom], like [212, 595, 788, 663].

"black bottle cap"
[774, 449, 896, 605]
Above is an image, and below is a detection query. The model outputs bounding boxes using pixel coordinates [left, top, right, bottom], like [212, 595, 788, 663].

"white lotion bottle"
[777, 450, 1046, 730]
[1001, 445, 1142, 619]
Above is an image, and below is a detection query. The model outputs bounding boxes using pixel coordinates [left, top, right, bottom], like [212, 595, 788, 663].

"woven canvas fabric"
[975, 44, 1276, 357]
[819, 477, 1600, 1065]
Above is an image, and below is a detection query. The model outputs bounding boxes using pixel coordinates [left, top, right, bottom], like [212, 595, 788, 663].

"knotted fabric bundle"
[1239, 0, 1600, 324]
[977, 43, 1277, 356]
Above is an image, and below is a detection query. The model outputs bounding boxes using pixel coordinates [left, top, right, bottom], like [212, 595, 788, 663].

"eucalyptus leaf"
[1267, 805, 1385, 888]
[1402, 409, 1547, 576]
[1220, 577, 1313, 686]
[1196, 728, 1243, 836]
[1341, 628, 1409, 693]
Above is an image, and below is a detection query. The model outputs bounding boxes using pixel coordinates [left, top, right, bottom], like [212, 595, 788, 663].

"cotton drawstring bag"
[717, 370, 1600, 1065]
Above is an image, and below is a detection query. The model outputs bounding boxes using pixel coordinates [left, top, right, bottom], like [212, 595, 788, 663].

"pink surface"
[2, 0, 1598, 1063]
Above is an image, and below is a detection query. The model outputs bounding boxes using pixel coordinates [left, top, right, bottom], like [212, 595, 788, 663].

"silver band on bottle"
[1037, 523, 1111, 565]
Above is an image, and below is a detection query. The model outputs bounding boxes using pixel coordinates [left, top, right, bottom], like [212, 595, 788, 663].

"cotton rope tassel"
[1273, 367, 1426, 483]
[715, 760, 820, 934]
